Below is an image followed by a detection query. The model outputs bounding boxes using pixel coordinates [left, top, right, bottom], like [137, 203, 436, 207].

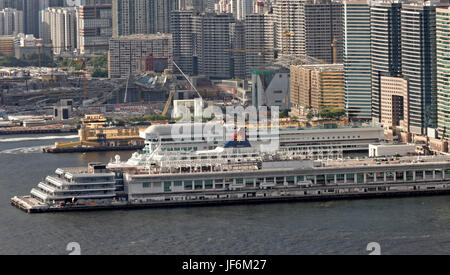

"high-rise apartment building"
[41, 7, 77, 54]
[112, 0, 150, 36]
[108, 33, 173, 78]
[244, 13, 276, 77]
[112, 0, 178, 36]
[304, 0, 343, 63]
[153, 0, 178, 33]
[0, 8, 23, 35]
[179, 0, 208, 12]
[171, 9, 196, 75]
[230, 20, 246, 79]
[214, 0, 252, 20]
[273, 0, 306, 55]
[274, 0, 343, 63]
[0, 0, 14, 9]
[77, 2, 112, 54]
[192, 12, 234, 79]
[370, 1, 402, 123]
[343, 0, 372, 120]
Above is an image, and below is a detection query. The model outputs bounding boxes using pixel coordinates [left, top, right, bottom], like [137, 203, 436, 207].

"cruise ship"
[11, 128, 450, 213]
[140, 123, 384, 159]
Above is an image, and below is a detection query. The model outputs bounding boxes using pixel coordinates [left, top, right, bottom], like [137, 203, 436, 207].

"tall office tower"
[0, 8, 24, 35]
[304, 0, 343, 63]
[77, 2, 112, 54]
[171, 10, 196, 75]
[370, 1, 402, 123]
[273, 0, 306, 55]
[193, 12, 234, 79]
[244, 13, 275, 77]
[343, 0, 372, 121]
[41, 7, 77, 54]
[230, 20, 245, 79]
[437, 7, 450, 138]
[108, 34, 172, 78]
[401, 2, 442, 135]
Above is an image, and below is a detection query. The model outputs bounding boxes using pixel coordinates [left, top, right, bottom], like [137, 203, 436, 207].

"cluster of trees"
[89, 54, 108, 78]
[280, 109, 290, 118]
[0, 53, 53, 67]
[55, 54, 108, 78]
[318, 108, 346, 120]
[306, 107, 345, 121]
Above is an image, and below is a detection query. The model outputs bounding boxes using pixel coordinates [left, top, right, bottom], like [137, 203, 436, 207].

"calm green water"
[1, 134, 450, 255]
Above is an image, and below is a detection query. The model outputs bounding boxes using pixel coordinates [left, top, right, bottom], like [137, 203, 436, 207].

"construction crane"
[283, 31, 296, 55]
[332, 36, 338, 64]
[161, 57, 202, 117]
[162, 87, 176, 116]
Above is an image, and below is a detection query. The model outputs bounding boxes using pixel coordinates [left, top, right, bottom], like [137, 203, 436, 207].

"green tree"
[92, 68, 108, 78]
[280, 109, 290, 118]
[318, 108, 345, 120]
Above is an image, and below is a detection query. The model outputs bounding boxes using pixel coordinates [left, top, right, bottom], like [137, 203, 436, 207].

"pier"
[12, 180, 450, 213]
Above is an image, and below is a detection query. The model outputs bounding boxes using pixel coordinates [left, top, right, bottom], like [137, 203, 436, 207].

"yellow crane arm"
[162, 88, 176, 117]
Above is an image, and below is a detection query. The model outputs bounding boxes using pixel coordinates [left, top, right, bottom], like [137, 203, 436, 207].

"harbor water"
[1, 134, 450, 254]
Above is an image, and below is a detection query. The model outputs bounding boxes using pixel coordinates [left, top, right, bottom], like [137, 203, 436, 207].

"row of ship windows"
[147, 135, 366, 145]
[55, 175, 114, 184]
[140, 169, 450, 191]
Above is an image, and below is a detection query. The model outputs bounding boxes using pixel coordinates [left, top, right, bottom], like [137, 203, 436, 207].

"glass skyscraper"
[343, 0, 372, 120]
[437, 7, 450, 138]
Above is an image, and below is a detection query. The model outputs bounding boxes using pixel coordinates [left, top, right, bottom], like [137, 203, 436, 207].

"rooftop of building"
[272, 54, 327, 69]
[292, 63, 344, 72]
[110, 33, 172, 40]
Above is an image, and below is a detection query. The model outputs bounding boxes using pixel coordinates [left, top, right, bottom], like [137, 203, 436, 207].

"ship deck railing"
[322, 155, 450, 168]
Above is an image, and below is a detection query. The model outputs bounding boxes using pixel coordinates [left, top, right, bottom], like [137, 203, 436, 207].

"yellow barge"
[43, 114, 148, 153]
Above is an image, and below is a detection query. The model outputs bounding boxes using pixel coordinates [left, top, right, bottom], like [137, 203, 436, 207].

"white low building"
[369, 144, 416, 157]
[251, 66, 290, 110]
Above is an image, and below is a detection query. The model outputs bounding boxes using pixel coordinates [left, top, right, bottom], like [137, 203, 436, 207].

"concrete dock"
[12, 185, 450, 214]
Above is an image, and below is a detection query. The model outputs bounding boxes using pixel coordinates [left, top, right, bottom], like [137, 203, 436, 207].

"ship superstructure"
[140, 123, 384, 159]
